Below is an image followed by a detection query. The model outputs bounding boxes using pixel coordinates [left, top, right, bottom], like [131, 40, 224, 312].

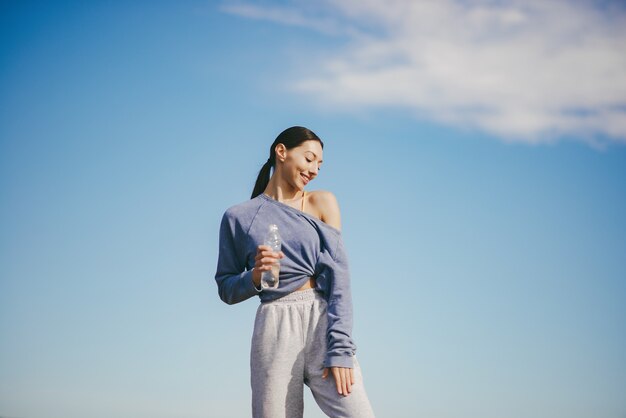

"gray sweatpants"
[250, 288, 376, 418]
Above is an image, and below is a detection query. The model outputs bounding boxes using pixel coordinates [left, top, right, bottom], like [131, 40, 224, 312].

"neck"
[264, 177, 303, 202]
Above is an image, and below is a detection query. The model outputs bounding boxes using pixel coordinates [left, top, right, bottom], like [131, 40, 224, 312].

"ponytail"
[251, 158, 274, 199]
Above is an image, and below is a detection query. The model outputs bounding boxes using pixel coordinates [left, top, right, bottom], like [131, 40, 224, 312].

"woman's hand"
[252, 245, 285, 287]
[322, 366, 355, 397]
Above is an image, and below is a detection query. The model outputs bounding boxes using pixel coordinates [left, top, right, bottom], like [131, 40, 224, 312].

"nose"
[309, 166, 318, 177]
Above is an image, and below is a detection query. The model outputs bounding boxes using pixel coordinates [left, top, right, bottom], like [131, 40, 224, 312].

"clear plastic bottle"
[261, 224, 282, 289]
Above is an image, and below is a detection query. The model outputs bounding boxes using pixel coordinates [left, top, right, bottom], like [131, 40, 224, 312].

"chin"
[299, 176, 310, 188]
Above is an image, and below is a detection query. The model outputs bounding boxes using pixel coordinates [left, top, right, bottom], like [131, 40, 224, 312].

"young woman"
[214, 126, 375, 418]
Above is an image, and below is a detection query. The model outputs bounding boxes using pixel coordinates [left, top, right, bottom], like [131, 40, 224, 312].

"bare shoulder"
[306, 190, 341, 231]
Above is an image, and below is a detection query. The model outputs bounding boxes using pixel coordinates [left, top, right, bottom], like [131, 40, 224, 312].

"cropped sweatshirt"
[214, 192, 357, 368]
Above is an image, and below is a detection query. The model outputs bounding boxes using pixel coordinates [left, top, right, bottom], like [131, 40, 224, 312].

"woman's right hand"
[252, 245, 285, 287]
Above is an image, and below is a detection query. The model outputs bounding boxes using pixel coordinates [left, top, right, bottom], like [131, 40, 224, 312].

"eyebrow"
[306, 151, 323, 163]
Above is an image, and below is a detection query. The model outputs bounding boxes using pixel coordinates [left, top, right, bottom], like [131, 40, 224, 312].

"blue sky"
[1, 1, 625, 418]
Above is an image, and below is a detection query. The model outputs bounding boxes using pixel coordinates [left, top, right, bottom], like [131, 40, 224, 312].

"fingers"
[330, 367, 353, 397]
[331, 368, 341, 394]
[254, 246, 285, 270]
[255, 246, 285, 259]
[257, 245, 284, 255]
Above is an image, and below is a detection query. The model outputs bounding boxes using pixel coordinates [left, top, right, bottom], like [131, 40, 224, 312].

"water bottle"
[261, 224, 282, 289]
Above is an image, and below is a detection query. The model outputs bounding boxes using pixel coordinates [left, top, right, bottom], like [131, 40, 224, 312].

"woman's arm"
[214, 211, 262, 305]
[215, 210, 286, 304]
[319, 191, 354, 396]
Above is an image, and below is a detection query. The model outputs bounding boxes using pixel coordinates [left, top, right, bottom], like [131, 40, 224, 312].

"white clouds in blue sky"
[222, 0, 626, 145]
[1, 2, 625, 417]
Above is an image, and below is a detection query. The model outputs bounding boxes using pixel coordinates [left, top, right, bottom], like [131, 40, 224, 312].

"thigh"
[307, 355, 376, 418]
[303, 299, 376, 418]
[250, 303, 306, 418]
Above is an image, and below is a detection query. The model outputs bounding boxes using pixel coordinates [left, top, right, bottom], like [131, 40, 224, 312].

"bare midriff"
[295, 276, 317, 291]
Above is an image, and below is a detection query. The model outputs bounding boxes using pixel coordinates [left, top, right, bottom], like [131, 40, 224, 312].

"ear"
[275, 143, 287, 162]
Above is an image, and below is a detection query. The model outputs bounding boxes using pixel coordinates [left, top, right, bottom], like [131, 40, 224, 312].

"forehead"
[296, 140, 323, 157]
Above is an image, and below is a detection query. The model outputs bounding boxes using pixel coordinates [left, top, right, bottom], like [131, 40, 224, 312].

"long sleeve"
[215, 211, 262, 305]
[315, 232, 357, 369]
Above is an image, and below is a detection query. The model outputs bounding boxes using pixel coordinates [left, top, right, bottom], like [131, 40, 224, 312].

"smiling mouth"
[301, 174, 310, 184]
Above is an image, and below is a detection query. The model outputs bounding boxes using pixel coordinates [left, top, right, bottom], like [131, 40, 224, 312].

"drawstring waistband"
[261, 288, 324, 304]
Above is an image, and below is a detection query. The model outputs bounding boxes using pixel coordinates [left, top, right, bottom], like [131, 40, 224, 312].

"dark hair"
[251, 126, 324, 199]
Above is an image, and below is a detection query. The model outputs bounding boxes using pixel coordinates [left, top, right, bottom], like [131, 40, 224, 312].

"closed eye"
[306, 158, 322, 171]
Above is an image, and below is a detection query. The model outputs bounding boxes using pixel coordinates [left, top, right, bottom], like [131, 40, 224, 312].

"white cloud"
[219, 2, 343, 35]
[222, 0, 626, 145]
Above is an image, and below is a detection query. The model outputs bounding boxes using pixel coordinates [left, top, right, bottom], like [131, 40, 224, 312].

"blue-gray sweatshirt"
[214, 192, 357, 368]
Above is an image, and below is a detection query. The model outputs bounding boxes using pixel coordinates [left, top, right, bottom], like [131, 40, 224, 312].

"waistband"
[261, 288, 324, 304]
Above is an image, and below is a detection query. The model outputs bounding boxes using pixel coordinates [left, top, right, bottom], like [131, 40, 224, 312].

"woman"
[214, 126, 375, 418]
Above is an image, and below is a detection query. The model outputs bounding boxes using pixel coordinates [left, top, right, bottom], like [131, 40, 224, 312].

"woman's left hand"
[322, 366, 355, 396]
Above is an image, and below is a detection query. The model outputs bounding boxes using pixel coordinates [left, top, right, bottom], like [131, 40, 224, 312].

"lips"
[300, 173, 310, 185]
